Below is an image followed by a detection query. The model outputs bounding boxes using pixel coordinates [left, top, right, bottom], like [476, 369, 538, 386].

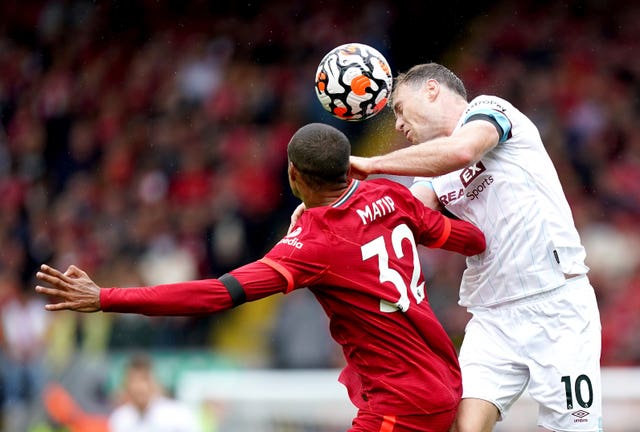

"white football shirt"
[109, 396, 201, 432]
[420, 95, 588, 307]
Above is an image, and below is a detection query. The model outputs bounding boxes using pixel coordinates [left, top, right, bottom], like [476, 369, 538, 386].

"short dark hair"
[392, 63, 467, 102]
[287, 123, 350, 188]
[126, 352, 153, 373]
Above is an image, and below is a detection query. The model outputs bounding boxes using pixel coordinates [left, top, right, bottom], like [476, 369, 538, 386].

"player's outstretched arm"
[35, 264, 101, 312]
[36, 261, 289, 317]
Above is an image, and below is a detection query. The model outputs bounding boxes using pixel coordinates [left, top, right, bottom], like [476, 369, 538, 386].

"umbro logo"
[572, 410, 589, 419]
[571, 410, 590, 423]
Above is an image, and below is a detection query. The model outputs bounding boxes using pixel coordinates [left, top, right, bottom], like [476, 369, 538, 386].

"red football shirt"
[260, 178, 462, 416]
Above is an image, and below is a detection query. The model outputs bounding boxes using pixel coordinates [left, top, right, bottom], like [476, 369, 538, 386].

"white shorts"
[459, 275, 603, 431]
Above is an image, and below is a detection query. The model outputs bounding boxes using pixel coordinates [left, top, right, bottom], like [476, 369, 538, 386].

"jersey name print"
[355, 195, 396, 225]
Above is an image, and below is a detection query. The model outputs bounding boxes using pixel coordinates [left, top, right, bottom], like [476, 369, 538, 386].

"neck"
[303, 180, 352, 208]
[440, 91, 469, 136]
[134, 400, 150, 414]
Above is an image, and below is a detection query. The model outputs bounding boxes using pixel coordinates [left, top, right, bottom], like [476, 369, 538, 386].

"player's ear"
[425, 79, 439, 101]
[288, 161, 299, 181]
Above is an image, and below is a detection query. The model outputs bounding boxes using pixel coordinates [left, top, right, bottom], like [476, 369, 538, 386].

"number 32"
[361, 223, 425, 312]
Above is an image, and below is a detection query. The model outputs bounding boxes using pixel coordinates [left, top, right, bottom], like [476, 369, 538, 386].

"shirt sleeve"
[440, 217, 486, 256]
[260, 221, 330, 292]
[463, 97, 512, 143]
[417, 205, 486, 256]
[411, 176, 434, 189]
[100, 261, 287, 316]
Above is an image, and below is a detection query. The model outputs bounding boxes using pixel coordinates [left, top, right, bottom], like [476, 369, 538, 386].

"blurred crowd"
[0, 0, 639, 430]
[0, 1, 391, 429]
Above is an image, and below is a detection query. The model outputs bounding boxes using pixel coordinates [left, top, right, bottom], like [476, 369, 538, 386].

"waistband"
[472, 274, 590, 311]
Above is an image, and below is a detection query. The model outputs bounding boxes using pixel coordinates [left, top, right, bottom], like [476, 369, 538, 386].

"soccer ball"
[315, 43, 393, 121]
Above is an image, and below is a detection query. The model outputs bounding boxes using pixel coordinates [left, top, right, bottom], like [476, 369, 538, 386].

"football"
[315, 43, 393, 121]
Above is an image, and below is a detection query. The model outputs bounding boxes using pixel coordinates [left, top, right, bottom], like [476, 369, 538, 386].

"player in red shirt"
[35, 123, 485, 432]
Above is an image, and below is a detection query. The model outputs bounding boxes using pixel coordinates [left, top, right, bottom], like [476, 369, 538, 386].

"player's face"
[126, 369, 156, 410]
[392, 82, 441, 144]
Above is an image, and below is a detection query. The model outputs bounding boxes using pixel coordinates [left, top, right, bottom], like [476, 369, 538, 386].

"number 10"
[561, 374, 593, 409]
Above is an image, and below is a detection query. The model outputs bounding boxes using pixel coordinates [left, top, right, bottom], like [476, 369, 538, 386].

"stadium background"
[0, 0, 639, 431]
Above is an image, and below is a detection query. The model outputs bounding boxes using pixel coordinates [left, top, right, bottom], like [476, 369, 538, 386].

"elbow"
[449, 132, 489, 169]
[451, 146, 477, 169]
[466, 231, 486, 256]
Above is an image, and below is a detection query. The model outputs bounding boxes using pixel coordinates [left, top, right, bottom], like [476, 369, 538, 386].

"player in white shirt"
[109, 395, 200, 432]
[349, 63, 603, 432]
[108, 354, 201, 432]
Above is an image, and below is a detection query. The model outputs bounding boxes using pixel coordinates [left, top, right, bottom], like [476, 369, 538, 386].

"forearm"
[100, 279, 232, 316]
[370, 137, 471, 177]
[369, 121, 499, 177]
[99, 261, 289, 316]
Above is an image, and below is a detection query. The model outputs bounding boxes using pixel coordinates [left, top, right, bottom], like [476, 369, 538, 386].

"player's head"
[390, 63, 467, 143]
[287, 123, 350, 196]
[393, 63, 467, 101]
[123, 353, 159, 412]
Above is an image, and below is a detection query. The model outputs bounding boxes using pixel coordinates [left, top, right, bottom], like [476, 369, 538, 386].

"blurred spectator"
[42, 382, 109, 432]
[0, 285, 50, 432]
[270, 289, 342, 369]
[108, 353, 201, 432]
[176, 35, 232, 108]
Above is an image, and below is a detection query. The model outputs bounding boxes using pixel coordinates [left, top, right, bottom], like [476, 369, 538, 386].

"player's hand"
[35, 264, 101, 312]
[288, 202, 306, 234]
[349, 155, 374, 180]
